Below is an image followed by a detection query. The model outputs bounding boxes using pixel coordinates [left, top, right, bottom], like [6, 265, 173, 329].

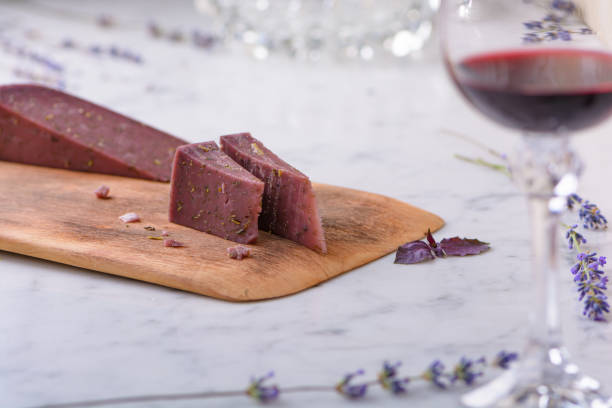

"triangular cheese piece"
[0, 84, 186, 181]
[220, 133, 327, 253]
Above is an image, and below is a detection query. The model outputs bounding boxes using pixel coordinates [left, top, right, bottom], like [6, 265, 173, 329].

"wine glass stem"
[527, 195, 562, 350]
[510, 133, 581, 381]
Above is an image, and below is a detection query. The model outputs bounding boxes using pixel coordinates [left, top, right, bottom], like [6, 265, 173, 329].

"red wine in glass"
[451, 49, 612, 133]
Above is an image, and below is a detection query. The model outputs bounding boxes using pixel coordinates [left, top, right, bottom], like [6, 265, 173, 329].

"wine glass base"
[461, 346, 612, 408]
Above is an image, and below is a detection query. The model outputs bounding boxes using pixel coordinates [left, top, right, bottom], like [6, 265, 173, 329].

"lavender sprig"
[24, 352, 518, 408]
[147, 20, 219, 50]
[1, 36, 65, 88]
[571, 253, 610, 321]
[521, 0, 593, 43]
[60, 39, 143, 64]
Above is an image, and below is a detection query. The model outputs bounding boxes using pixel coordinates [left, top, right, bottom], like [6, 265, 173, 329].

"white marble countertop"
[2, 1, 612, 407]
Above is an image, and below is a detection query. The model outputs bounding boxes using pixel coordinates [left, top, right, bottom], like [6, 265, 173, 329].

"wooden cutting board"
[0, 161, 444, 301]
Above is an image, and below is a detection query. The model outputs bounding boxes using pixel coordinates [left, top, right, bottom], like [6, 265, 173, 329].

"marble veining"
[1, 1, 612, 407]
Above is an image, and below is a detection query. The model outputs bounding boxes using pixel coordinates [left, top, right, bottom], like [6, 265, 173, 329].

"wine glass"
[440, 1, 612, 407]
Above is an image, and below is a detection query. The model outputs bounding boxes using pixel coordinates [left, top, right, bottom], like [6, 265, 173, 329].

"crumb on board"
[94, 184, 110, 199]
[144, 226, 156, 231]
[227, 245, 251, 260]
[119, 212, 140, 223]
[164, 238, 184, 247]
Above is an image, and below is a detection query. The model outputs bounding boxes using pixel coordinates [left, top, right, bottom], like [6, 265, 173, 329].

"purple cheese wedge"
[169, 141, 264, 244]
[0, 84, 187, 181]
[220, 133, 327, 254]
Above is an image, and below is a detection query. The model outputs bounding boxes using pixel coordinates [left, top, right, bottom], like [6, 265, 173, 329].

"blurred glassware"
[194, 0, 439, 61]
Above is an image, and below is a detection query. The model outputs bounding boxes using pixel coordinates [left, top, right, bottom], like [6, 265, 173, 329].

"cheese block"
[0, 84, 186, 181]
[220, 133, 327, 254]
[169, 141, 264, 244]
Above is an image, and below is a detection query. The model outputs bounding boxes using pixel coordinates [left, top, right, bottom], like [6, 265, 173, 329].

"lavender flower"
[523, 33, 542, 43]
[421, 360, 449, 389]
[61, 38, 76, 48]
[579, 201, 608, 229]
[168, 30, 185, 42]
[378, 361, 409, 394]
[552, 0, 576, 13]
[96, 14, 115, 28]
[583, 292, 610, 321]
[581, 27, 594, 35]
[571, 252, 603, 282]
[89, 45, 103, 54]
[545, 31, 559, 40]
[147, 21, 164, 38]
[558, 29, 572, 41]
[567, 193, 583, 210]
[451, 357, 486, 386]
[246, 372, 280, 403]
[64, 41, 142, 64]
[565, 224, 587, 250]
[192, 30, 217, 49]
[12, 68, 66, 90]
[524, 21, 543, 29]
[491, 351, 519, 369]
[335, 369, 368, 399]
[543, 13, 562, 22]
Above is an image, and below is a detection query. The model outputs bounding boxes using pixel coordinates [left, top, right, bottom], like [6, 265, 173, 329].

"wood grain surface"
[0, 161, 444, 301]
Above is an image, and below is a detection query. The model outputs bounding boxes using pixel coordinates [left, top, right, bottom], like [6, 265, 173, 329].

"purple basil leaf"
[426, 229, 446, 258]
[426, 229, 437, 247]
[439, 237, 490, 256]
[394, 241, 435, 264]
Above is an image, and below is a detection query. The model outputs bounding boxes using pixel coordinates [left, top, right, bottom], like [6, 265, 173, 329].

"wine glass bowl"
[440, 1, 612, 407]
[450, 49, 612, 133]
